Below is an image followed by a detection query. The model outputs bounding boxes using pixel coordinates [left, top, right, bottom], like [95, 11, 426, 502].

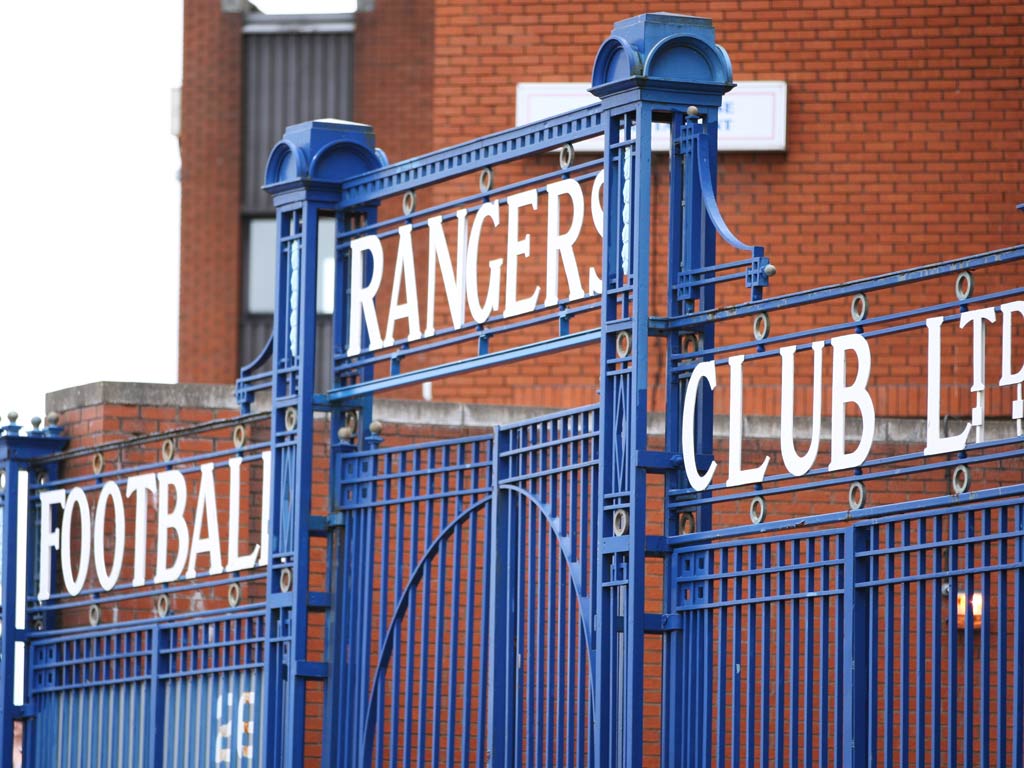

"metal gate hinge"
[643, 613, 681, 633]
[635, 449, 682, 471]
[308, 591, 330, 609]
[645, 535, 668, 554]
[294, 661, 328, 679]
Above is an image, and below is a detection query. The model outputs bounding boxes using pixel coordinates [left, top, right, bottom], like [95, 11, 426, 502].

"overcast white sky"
[0, 1, 184, 423]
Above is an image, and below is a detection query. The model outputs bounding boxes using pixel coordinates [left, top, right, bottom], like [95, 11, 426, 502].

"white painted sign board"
[515, 81, 788, 152]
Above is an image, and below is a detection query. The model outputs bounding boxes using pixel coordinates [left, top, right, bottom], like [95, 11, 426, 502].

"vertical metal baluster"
[980, 507, 991, 768]
[948, 512, 959, 766]
[964, 509, 975, 768]
[996, 505, 1008, 767]
[885, 522, 895, 768]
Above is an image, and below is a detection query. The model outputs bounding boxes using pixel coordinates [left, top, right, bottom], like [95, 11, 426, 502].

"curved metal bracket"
[235, 332, 274, 413]
[695, 129, 773, 300]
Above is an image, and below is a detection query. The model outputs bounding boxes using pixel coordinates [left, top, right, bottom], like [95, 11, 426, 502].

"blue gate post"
[588, 15, 735, 767]
[842, 525, 870, 768]
[0, 415, 66, 766]
[661, 112, 722, 768]
[486, 427, 516, 768]
[261, 119, 384, 767]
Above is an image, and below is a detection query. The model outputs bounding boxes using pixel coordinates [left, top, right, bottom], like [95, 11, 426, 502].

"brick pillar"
[178, 0, 243, 384]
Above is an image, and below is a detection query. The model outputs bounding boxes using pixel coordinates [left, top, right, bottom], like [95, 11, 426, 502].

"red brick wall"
[430, 0, 1023, 275]
[355, 0, 436, 161]
[422, 1, 1023, 414]
[178, 0, 243, 384]
[178, 1, 1024, 412]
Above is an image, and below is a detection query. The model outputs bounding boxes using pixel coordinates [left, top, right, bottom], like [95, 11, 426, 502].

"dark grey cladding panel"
[243, 31, 354, 215]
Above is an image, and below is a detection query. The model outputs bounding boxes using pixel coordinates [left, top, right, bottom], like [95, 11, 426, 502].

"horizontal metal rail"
[338, 103, 606, 208]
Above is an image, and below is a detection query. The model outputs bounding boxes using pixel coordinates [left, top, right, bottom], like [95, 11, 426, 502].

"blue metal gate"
[1, 12, 1022, 767]
[327, 407, 598, 767]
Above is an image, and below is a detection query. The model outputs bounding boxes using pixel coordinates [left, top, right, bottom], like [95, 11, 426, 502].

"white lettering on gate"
[679, 300, 1024, 491]
[36, 451, 271, 601]
[779, 341, 824, 477]
[93, 481, 125, 591]
[215, 690, 256, 764]
[681, 360, 717, 492]
[924, 300, 1024, 453]
[726, 355, 770, 487]
[345, 174, 606, 356]
[827, 333, 875, 472]
[681, 333, 876, 491]
[156, 469, 189, 584]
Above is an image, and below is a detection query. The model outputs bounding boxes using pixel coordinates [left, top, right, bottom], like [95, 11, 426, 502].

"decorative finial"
[7, 411, 17, 425]
[763, 264, 777, 277]
[369, 420, 383, 435]
[31, 416, 42, 430]
[686, 105, 700, 117]
[46, 412, 60, 426]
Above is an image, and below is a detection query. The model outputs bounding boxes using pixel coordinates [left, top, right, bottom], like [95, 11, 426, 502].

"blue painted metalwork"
[0, 415, 275, 767]
[259, 119, 387, 767]
[4, 11, 1022, 768]
[0, 416, 65, 766]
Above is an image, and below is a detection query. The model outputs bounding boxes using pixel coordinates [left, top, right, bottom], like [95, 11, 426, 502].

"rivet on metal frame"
[280, 567, 293, 593]
[615, 330, 632, 359]
[232, 424, 247, 449]
[848, 481, 866, 511]
[679, 511, 696, 535]
[160, 439, 176, 463]
[284, 406, 298, 432]
[402, 189, 416, 216]
[952, 464, 971, 495]
[753, 312, 770, 341]
[749, 495, 767, 525]
[612, 509, 629, 536]
[479, 166, 494, 193]
[227, 582, 241, 607]
[92, 452, 105, 474]
[156, 594, 170, 617]
[955, 271, 974, 301]
[850, 293, 869, 322]
[558, 143, 575, 170]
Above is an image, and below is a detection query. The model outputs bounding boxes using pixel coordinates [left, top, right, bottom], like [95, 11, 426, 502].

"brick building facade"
[178, 0, 1023, 405]
[17, 6, 1023, 763]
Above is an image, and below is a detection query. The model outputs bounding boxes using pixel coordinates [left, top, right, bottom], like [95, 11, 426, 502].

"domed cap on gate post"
[591, 13, 733, 99]
[264, 119, 385, 197]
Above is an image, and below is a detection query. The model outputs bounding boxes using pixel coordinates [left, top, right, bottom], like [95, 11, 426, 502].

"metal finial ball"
[338, 426, 355, 440]
[763, 264, 777, 277]
[31, 416, 41, 429]
[46, 412, 60, 426]
[686, 105, 700, 117]
[7, 411, 17, 424]
[369, 420, 383, 435]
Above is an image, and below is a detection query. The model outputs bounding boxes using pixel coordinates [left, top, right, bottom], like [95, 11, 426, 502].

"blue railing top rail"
[337, 103, 607, 209]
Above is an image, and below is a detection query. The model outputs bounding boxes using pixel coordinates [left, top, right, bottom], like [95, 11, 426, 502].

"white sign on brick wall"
[515, 81, 787, 152]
